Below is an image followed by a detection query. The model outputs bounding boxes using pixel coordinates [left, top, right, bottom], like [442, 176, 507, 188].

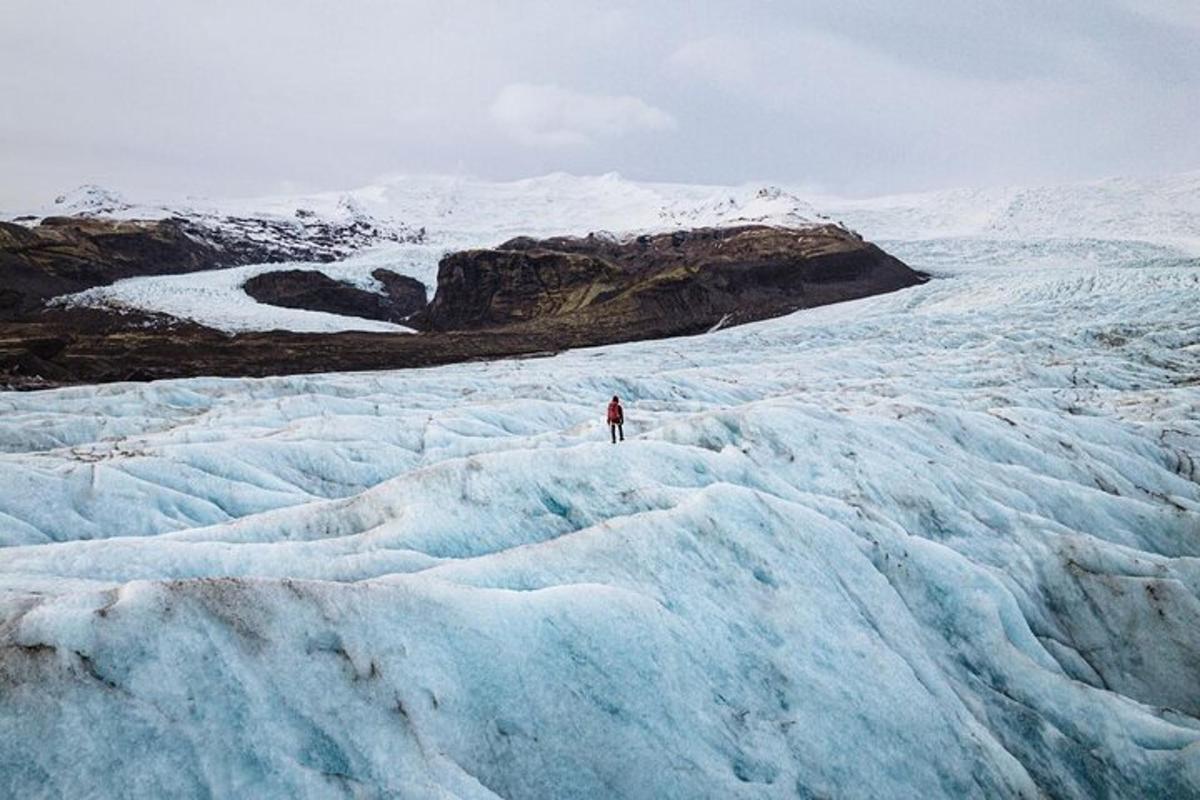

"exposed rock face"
[242, 269, 426, 323]
[423, 225, 923, 338]
[190, 215, 421, 265]
[424, 248, 624, 330]
[0, 218, 225, 319]
[370, 269, 428, 318]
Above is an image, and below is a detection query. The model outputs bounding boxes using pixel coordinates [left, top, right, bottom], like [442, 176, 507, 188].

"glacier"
[43, 171, 1200, 335]
[1, 174, 1200, 798]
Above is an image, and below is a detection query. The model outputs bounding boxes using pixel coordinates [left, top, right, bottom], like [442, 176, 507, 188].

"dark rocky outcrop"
[0, 309, 576, 389]
[242, 269, 426, 323]
[421, 224, 923, 338]
[0, 218, 228, 319]
[0, 224, 926, 387]
[371, 269, 430, 318]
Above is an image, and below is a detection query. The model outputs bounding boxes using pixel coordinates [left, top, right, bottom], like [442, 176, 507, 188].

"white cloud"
[490, 83, 676, 147]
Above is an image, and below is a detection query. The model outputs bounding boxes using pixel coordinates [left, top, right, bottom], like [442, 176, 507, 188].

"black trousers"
[610, 423, 624, 442]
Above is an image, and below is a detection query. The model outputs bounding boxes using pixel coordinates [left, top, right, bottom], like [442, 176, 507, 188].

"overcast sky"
[2, 0, 1198, 207]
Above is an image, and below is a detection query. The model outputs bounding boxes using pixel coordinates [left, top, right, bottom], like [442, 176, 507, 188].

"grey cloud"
[0, 0, 1197, 207]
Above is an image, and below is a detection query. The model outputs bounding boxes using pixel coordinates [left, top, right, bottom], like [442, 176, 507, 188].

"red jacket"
[607, 401, 624, 425]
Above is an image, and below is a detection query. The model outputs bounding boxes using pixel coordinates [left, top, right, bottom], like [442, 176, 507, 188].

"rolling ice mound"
[2, 229, 1199, 797]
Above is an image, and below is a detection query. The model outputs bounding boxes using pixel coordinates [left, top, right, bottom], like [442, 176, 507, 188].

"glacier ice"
[1, 177, 1200, 797]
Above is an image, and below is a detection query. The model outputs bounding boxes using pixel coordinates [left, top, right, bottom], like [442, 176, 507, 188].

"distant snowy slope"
[823, 170, 1200, 244]
[30, 172, 827, 245]
[24, 170, 1200, 246]
[1, 202, 1199, 797]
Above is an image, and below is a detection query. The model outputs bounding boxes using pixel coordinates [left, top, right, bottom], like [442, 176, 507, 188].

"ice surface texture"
[1, 179, 1199, 798]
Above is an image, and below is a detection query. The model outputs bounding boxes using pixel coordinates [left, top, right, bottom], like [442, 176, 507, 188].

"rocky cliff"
[422, 225, 923, 338]
[0, 217, 228, 319]
[242, 269, 427, 324]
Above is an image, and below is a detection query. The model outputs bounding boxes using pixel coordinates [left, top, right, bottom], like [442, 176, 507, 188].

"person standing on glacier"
[607, 395, 625, 443]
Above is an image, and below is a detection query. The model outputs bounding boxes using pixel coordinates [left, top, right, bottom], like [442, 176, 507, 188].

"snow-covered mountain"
[1, 174, 1199, 797]
[23, 182, 428, 267]
[49, 184, 133, 215]
[28, 172, 827, 246]
[25, 170, 1200, 245]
